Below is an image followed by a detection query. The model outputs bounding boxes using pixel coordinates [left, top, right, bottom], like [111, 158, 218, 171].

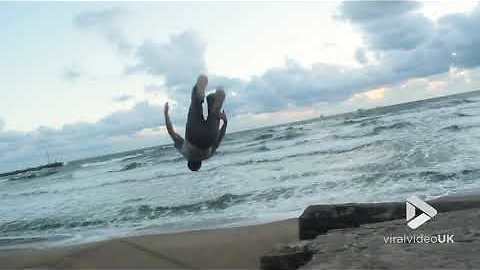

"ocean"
[1, 90, 480, 248]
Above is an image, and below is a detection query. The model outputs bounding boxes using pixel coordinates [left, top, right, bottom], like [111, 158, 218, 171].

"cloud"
[73, 8, 132, 53]
[68, 4, 480, 124]
[71, 4, 480, 118]
[62, 101, 166, 138]
[355, 48, 368, 64]
[0, 118, 4, 131]
[112, 94, 134, 102]
[339, 1, 434, 51]
[4, 3, 480, 172]
[337, 1, 421, 22]
[224, 2, 480, 115]
[0, 101, 172, 172]
[144, 84, 164, 93]
[127, 31, 207, 88]
[122, 30, 208, 122]
[438, 11, 480, 69]
[133, 3, 479, 118]
[342, 2, 480, 74]
[62, 66, 82, 81]
[339, 0, 480, 70]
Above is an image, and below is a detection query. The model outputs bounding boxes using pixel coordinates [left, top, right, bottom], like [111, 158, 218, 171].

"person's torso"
[178, 140, 213, 161]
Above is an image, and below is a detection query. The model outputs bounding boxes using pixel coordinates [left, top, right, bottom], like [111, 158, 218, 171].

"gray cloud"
[437, 11, 480, 69]
[62, 66, 82, 81]
[355, 48, 368, 64]
[0, 118, 4, 131]
[127, 31, 206, 88]
[337, 1, 421, 22]
[228, 60, 386, 114]
[98, 102, 164, 137]
[116, 2, 471, 116]
[226, 2, 480, 114]
[138, 2, 480, 117]
[74, 8, 132, 53]
[0, 102, 170, 172]
[344, 2, 480, 72]
[63, 102, 165, 138]
[339, 1, 434, 51]
[144, 84, 164, 93]
[113, 94, 134, 102]
[71, 4, 480, 118]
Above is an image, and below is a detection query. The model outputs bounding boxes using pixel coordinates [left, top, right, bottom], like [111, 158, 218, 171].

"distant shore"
[0, 162, 63, 178]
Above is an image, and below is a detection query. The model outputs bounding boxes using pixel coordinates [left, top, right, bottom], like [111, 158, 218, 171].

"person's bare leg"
[206, 87, 226, 135]
[207, 87, 225, 117]
[193, 75, 207, 101]
[186, 75, 208, 144]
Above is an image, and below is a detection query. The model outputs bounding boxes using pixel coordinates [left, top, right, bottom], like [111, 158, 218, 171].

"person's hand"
[164, 102, 169, 115]
[220, 110, 227, 123]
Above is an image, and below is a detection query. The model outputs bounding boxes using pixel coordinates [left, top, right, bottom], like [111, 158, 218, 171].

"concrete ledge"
[299, 194, 480, 240]
[301, 207, 480, 269]
[260, 194, 480, 270]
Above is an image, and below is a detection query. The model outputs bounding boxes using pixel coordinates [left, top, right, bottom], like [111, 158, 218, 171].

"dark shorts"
[185, 86, 224, 149]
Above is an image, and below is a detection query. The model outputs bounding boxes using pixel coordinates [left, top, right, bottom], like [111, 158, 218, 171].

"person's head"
[187, 160, 202, 171]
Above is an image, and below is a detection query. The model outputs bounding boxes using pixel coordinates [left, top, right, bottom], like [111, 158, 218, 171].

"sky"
[1, 1, 480, 171]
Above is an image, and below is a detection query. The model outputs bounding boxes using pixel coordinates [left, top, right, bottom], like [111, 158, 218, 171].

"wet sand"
[0, 219, 297, 269]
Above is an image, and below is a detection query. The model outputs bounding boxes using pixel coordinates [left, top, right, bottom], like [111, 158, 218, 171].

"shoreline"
[0, 211, 301, 251]
[2, 192, 480, 269]
[0, 218, 298, 269]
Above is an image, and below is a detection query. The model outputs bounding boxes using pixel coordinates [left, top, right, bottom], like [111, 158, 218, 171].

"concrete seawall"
[261, 194, 480, 270]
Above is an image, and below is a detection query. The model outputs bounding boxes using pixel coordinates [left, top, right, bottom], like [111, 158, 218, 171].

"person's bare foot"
[210, 87, 226, 116]
[195, 74, 208, 100]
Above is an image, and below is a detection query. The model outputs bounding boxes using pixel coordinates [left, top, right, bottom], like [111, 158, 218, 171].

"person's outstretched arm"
[212, 110, 227, 153]
[164, 102, 184, 149]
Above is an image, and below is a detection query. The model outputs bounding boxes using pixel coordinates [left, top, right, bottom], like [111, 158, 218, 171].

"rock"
[260, 241, 313, 270]
[260, 194, 480, 270]
[301, 207, 480, 270]
[299, 194, 480, 240]
[299, 202, 404, 240]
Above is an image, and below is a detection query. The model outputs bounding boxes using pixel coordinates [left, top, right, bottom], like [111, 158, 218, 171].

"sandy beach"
[0, 219, 297, 269]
